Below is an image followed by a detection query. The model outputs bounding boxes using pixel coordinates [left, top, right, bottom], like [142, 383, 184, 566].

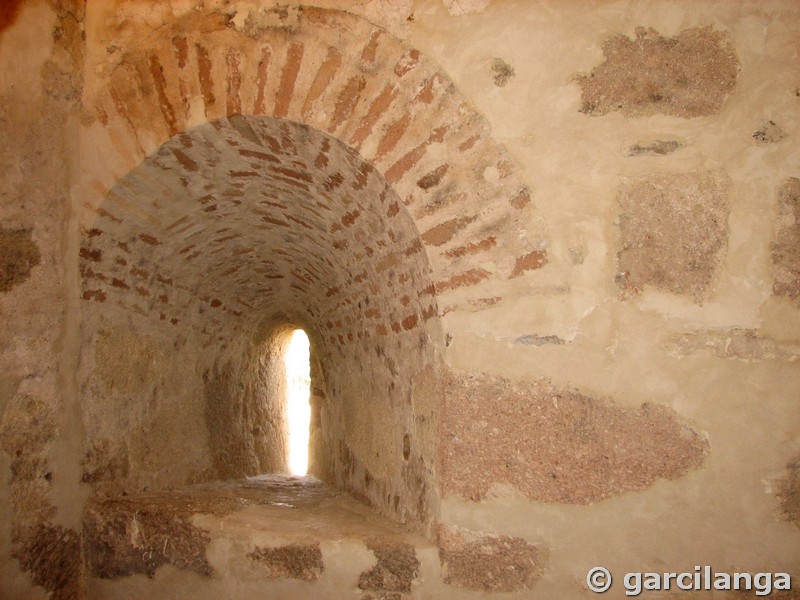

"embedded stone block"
[578, 27, 738, 118]
[438, 526, 544, 592]
[440, 370, 708, 504]
[0, 228, 40, 293]
[772, 178, 800, 304]
[617, 171, 730, 302]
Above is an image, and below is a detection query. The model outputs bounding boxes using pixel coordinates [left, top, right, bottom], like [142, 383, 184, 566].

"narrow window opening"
[284, 328, 311, 476]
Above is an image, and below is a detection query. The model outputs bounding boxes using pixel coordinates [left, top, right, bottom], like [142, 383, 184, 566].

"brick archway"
[78, 115, 442, 526]
[78, 6, 546, 302]
[76, 6, 548, 528]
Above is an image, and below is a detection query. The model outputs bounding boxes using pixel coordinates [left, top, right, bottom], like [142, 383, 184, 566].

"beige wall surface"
[0, 0, 798, 598]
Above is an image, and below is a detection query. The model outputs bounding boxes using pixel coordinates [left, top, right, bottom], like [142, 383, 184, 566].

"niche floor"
[83, 475, 441, 600]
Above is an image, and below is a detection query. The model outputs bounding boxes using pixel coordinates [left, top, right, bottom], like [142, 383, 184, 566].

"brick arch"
[79, 115, 441, 526]
[79, 6, 546, 305]
[75, 5, 548, 528]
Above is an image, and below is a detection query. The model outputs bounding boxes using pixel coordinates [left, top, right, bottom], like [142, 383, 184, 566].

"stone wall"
[0, 0, 798, 598]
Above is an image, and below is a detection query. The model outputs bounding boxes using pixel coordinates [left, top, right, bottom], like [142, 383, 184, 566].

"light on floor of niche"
[285, 329, 311, 476]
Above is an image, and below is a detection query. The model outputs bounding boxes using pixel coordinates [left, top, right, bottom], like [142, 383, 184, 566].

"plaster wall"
[0, 0, 798, 598]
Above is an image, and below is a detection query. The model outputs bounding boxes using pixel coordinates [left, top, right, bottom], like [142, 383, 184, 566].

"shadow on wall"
[78, 115, 443, 528]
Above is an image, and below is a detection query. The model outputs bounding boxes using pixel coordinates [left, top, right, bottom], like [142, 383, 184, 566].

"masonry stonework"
[1, 1, 799, 599]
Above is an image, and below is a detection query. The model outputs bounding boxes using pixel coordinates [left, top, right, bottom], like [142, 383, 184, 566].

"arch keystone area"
[79, 6, 547, 304]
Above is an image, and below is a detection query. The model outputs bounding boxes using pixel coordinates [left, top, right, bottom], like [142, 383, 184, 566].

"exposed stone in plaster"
[93, 325, 166, 396]
[578, 27, 738, 118]
[440, 370, 708, 504]
[81, 438, 130, 491]
[776, 456, 800, 528]
[665, 329, 800, 362]
[0, 394, 56, 523]
[617, 171, 730, 302]
[248, 542, 323, 581]
[772, 177, 800, 304]
[491, 58, 514, 87]
[43, 2, 84, 105]
[1, 391, 82, 599]
[753, 120, 785, 144]
[358, 538, 419, 599]
[438, 526, 544, 592]
[0, 228, 41, 293]
[83, 476, 430, 588]
[514, 334, 566, 346]
[11, 523, 81, 600]
[84, 494, 220, 579]
[626, 140, 684, 156]
[202, 323, 291, 481]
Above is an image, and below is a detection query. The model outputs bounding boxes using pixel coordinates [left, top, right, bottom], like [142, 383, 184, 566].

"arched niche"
[79, 116, 441, 527]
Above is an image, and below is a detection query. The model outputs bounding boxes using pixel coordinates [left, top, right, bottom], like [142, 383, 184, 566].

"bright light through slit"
[285, 329, 311, 476]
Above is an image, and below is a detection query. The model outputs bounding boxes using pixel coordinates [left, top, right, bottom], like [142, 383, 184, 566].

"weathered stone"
[12, 523, 82, 600]
[0, 228, 41, 293]
[753, 120, 785, 144]
[665, 329, 800, 361]
[438, 526, 544, 592]
[491, 58, 514, 87]
[617, 171, 730, 302]
[626, 140, 684, 156]
[440, 369, 708, 503]
[83, 494, 219, 579]
[249, 542, 324, 581]
[0, 394, 56, 523]
[776, 456, 800, 528]
[514, 334, 566, 346]
[578, 27, 738, 117]
[358, 538, 419, 596]
[772, 178, 800, 303]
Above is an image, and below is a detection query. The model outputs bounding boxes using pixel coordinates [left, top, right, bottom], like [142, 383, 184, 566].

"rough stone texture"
[514, 334, 566, 346]
[776, 456, 800, 528]
[753, 120, 785, 144]
[0, 394, 57, 523]
[665, 329, 800, 361]
[617, 171, 730, 302]
[202, 322, 291, 480]
[0, 2, 89, 598]
[1, 1, 800, 598]
[0, 390, 84, 598]
[83, 476, 430, 590]
[83, 494, 219, 578]
[626, 140, 684, 156]
[438, 526, 544, 592]
[491, 58, 514, 87]
[0, 228, 41, 293]
[772, 178, 800, 303]
[358, 538, 419, 599]
[248, 543, 323, 581]
[12, 523, 82, 600]
[440, 369, 709, 503]
[92, 324, 166, 397]
[578, 27, 738, 118]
